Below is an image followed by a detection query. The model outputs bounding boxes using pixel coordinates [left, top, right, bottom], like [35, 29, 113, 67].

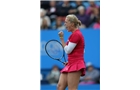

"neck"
[71, 28, 78, 33]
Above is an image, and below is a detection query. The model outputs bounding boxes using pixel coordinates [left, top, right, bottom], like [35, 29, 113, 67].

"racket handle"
[58, 60, 65, 65]
[62, 62, 68, 66]
[62, 62, 65, 65]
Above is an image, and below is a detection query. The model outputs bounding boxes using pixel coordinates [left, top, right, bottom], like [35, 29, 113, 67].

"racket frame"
[45, 39, 66, 64]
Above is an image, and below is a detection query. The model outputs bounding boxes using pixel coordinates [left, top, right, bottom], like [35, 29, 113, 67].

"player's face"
[64, 18, 73, 32]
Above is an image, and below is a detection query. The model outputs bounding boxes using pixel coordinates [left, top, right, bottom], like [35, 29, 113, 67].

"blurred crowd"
[41, 62, 100, 85]
[40, 0, 100, 30]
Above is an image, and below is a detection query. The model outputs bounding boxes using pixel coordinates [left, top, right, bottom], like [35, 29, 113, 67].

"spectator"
[93, 16, 100, 29]
[57, 0, 76, 21]
[77, 6, 90, 28]
[47, 1, 58, 22]
[75, 0, 85, 14]
[41, 1, 50, 10]
[88, 7, 100, 27]
[46, 65, 60, 85]
[76, 0, 85, 8]
[41, 18, 50, 30]
[86, 1, 99, 15]
[79, 62, 100, 85]
[52, 17, 66, 30]
[85, 1, 100, 27]
[40, 8, 51, 30]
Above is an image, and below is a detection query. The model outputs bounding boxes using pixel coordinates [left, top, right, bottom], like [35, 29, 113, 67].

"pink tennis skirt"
[61, 60, 86, 76]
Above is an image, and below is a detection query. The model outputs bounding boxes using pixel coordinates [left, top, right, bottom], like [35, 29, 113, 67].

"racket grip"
[62, 62, 68, 66]
[62, 62, 65, 65]
[59, 60, 65, 65]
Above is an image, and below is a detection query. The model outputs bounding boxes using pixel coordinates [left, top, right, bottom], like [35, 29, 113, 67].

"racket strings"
[45, 41, 64, 59]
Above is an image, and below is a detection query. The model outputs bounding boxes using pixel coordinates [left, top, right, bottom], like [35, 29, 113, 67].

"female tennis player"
[57, 14, 86, 90]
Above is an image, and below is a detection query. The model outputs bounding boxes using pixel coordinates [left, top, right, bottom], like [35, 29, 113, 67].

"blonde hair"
[66, 14, 82, 27]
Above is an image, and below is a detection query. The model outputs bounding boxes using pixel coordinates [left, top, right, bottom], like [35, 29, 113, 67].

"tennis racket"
[45, 39, 67, 64]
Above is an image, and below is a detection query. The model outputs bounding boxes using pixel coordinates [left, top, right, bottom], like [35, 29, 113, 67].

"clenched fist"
[58, 31, 64, 38]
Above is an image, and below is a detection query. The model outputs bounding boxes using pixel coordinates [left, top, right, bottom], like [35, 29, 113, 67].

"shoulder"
[72, 30, 83, 39]
[69, 30, 82, 43]
[75, 30, 82, 35]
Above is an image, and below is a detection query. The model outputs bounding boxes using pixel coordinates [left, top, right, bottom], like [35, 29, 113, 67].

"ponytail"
[77, 20, 82, 26]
